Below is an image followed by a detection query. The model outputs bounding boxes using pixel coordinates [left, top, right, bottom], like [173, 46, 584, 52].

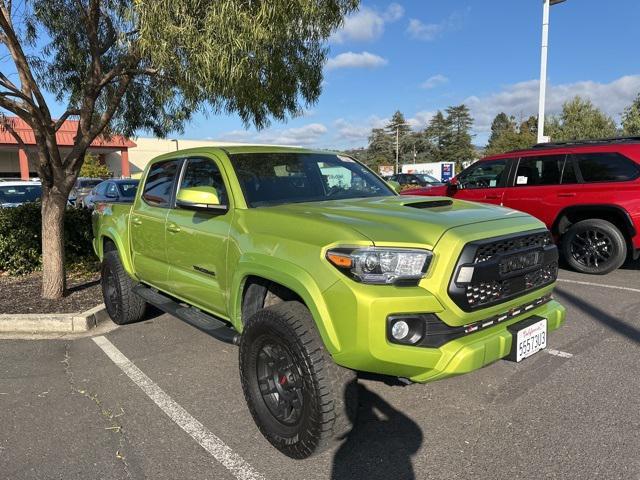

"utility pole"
[395, 126, 399, 174]
[537, 0, 567, 144]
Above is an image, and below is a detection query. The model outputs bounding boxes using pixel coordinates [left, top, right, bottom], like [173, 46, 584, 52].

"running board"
[133, 284, 240, 345]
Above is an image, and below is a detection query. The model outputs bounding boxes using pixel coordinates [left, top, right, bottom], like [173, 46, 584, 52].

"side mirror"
[387, 180, 402, 193]
[446, 177, 460, 192]
[176, 186, 227, 212]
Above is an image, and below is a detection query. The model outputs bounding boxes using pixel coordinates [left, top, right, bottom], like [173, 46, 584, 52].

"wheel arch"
[229, 259, 341, 354]
[99, 231, 137, 278]
[553, 204, 636, 242]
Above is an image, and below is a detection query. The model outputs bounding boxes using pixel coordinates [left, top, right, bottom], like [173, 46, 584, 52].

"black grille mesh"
[474, 232, 553, 263]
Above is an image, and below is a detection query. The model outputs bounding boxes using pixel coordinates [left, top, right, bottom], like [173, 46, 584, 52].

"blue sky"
[193, 0, 640, 148]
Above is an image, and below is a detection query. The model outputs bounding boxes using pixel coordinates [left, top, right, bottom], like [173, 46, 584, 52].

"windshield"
[229, 153, 394, 207]
[416, 174, 441, 183]
[0, 184, 42, 204]
[117, 181, 139, 198]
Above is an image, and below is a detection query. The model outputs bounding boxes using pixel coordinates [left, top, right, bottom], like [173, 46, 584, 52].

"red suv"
[403, 137, 640, 274]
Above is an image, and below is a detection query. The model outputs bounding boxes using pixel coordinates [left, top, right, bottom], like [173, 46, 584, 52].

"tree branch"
[53, 109, 81, 131]
[0, 112, 29, 152]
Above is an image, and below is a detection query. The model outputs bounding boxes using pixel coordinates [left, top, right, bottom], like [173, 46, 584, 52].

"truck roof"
[151, 144, 340, 161]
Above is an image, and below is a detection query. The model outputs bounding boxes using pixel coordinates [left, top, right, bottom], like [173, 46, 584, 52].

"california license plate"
[507, 316, 547, 362]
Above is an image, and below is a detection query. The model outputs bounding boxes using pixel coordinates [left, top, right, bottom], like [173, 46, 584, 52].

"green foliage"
[622, 94, 640, 136]
[79, 154, 111, 178]
[547, 96, 617, 141]
[485, 113, 537, 156]
[445, 105, 475, 168]
[0, 204, 94, 275]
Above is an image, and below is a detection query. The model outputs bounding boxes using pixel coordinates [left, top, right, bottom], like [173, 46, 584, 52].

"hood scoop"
[404, 199, 453, 209]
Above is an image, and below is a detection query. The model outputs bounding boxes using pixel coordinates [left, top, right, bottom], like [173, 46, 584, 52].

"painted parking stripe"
[557, 278, 640, 294]
[546, 348, 573, 358]
[92, 336, 265, 480]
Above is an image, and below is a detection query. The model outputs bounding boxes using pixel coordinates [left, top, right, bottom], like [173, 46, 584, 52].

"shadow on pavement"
[555, 287, 640, 344]
[331, 382, 422, 480]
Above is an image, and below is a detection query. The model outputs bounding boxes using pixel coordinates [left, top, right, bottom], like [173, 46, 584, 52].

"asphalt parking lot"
[1, 264, 639, 480]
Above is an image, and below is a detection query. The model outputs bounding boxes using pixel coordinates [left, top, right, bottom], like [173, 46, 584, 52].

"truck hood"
[269, 195, 532, 247]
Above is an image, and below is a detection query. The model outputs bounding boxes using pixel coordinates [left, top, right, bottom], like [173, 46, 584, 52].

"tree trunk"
[41, 190, 68, 299]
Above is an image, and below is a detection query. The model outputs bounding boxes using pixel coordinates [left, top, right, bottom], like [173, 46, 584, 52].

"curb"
[0, 304, 110, 333]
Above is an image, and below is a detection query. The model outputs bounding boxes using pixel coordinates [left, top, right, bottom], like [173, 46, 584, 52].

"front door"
[165, 156, 232, 316]
[454, 158, 512, 205]
[130, 159, 181, 292]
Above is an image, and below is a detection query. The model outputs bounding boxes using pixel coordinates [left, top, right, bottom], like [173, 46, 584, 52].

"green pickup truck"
[92, 146, 565, 458]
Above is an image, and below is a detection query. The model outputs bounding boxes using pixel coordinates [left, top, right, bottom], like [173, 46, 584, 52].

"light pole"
[388, 122, 408, 174]
[170, 139, 179, 151]
[537, 0, 566, 144]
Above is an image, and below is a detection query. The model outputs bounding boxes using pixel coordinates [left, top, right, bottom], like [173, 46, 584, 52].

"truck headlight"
[326, 247, 432, 285]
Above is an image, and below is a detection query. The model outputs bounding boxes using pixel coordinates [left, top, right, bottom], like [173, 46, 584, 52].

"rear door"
[454, 158, 512, 205]
[502, 154, 571, 228]
[130, 159, 181, 292]
[165, 156, 232, 316]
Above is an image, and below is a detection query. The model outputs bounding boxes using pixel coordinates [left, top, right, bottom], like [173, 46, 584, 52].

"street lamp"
[388, 122, 409, 174]
[537, 0, 567, 144]
[170, 139, 179, 151]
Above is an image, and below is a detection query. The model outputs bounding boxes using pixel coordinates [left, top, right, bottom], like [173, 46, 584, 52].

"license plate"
[507, 316, 547, 362]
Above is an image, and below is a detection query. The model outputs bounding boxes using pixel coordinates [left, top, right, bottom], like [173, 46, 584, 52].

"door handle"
[166, 223, 181, 233]
[557, 193, 576, 198]
[485, 194, 502, 200]
[131, 216, 142, 226]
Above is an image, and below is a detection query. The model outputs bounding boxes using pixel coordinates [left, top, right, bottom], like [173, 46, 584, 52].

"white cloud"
[332, 3, 404, 43]
[421, 74, 449, 90]
[219, 123, 328, 146]
[465, 74, 640, 134]
[407, 9, 469, 41]
[326, 51, 388, 71]
[406, 110, 436, 130]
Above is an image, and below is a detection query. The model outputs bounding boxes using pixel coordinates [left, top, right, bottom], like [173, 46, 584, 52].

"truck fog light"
[391, 320, 410, 340]
[456, 266, 474, 284]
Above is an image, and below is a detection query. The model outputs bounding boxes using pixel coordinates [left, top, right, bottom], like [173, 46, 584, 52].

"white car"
[0, 181, 42, 208]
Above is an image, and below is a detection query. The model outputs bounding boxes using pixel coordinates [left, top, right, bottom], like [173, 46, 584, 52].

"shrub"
[0, 202, 94, 275]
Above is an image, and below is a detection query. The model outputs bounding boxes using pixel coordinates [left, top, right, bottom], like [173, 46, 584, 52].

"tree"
[79, 153, 111, 178]
[366, 127, 394, 169]
[0, 0, 357, 298]
[548, 96, 617, 141]
[622, 93, 640, 136]
[485, 113, 537, 156]
[444, 104, 475, 168]
[424, 111, 451, 162]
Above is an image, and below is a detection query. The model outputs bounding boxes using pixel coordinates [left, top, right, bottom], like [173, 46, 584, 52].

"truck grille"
[449, 230, 558, 311]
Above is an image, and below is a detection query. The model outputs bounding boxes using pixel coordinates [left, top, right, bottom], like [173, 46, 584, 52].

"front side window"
[458, 159, 508, 189]
[95, 182, 108, 195]
[229, 153, 393, 207]
[572, 152, 640, 183]
[514, 155, 564, 187]
[142, 160, 179, 207]
[117, 181, 139, 199]
[179, 158, 228, 205]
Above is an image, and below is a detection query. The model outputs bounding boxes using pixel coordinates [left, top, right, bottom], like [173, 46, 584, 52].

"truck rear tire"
[101, 250, 147, 325]
[562, 219, 627, 275]
[239, 301, 358, 459]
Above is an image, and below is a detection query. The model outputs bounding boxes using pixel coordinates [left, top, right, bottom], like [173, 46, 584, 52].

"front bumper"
[330, 290, 565, 383]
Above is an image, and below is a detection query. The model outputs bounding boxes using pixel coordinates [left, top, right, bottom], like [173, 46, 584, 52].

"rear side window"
[572, 152, 640, 183]
[514, 155, 565, 186]
[142, 160, 180, 207]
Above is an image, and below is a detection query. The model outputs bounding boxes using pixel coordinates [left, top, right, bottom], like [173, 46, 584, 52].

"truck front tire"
[101, 250, 147, 325]
[239, 301, 358, 459]
[562, 219, 627, 275]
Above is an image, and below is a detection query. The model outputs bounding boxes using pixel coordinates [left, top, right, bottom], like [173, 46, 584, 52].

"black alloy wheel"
[562, 219, 627, 275]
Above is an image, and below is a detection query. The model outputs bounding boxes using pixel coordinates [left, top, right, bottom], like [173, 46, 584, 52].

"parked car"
[93, 146, 565, 458]
[82, 179, 139, 209]
[402, 137, 640, 274]
[69, 177, 104, 206]
[388, 172, 444, 188]
[0, 181, 42, 208]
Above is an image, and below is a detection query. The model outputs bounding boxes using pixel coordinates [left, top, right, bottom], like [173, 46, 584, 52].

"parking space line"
[92, 336, 265, 480]
[557, 278, 640, 294]
[546, 348, 573, 358]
